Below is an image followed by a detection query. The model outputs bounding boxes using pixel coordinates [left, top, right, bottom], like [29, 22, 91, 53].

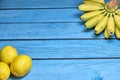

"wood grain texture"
[0, 0, 110, 9]
[0, 0, 82, 9]
[9, 59, 120, 80]
[0, 9, 82, 23]
[0, 23, 106, 39]
[0, 40, 119, 58]
[0, 0, 118, 80]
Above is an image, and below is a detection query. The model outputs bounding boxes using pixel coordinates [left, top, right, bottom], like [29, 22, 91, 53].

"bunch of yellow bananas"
[78, 0, 120, 39]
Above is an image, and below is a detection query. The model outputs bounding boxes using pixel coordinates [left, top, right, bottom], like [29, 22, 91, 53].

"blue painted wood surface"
[0, 0, 110, 9]
[0, 40, 119, 58]
[9, 60, 120, 80]
[0, 23, 108, 39]
[0, 9, 82, 23]
[0, 0, 82, 9]
[0, 0, 119, 80]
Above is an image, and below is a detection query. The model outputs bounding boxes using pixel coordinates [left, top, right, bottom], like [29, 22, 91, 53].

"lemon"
[10, 54, 32, 77]
[0, 46, 18, 65]
[0, 62, 10, 80]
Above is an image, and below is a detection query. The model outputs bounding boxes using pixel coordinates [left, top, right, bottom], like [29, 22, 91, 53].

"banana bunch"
[78, 0, 120, 39]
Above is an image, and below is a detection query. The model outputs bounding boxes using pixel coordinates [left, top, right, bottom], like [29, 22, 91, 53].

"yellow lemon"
[10, 54, 32, 77]
[0, 46, 18, 65]
[0, 62, 10, 80]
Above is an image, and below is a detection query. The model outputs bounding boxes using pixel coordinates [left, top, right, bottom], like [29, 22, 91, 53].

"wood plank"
[0, 9, 82, 23]
[0, 40, 119, 58]
[0, 0, 110, 9]
[0, 23, 106, 39]
[9, 59, 120, 80]
[0, 0, 82, 9]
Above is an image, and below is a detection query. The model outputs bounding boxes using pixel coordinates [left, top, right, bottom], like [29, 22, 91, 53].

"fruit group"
[78, 0, 120, 39]
[0, 46, 32, 79]
[0, 46, 18, 65]
[0, 62, 10, 80]
[10, 55, 32, 77]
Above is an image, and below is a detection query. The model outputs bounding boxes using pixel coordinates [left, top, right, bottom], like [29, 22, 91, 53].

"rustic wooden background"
[0, 0, 120, 80]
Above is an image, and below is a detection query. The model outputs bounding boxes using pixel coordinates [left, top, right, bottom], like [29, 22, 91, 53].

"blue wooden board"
[0, 0, 119, 80]
[0, 23, 106, 39]
[9, 60, 120, 80]
[0, 0, 83, 9]
[0, 9, 82, 23]
[0, 0, 110, 9]
[0, 40, 119, 58]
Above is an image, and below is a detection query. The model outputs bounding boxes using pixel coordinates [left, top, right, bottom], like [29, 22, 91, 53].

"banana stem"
[105, 3, 118, 12]
[108, 0, 119, 8]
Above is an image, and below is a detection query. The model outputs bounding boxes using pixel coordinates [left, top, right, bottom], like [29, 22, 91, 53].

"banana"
[115, 26, 120, 39]
[95, 13, 109, 34]
[105, 3, 118, 13]
[78, 4, 104, 11]
[104, 27, 110, 39]
[107, 14, 115, 35]
[115, 10, 120, 16]
[84, 0, 103, 6]
[81, 10, 105, 21]
[113, 13, 120, 29]
[88, 0, 105, 4]
[85, 12, 106, 28]
[78, 1, 120, 39]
